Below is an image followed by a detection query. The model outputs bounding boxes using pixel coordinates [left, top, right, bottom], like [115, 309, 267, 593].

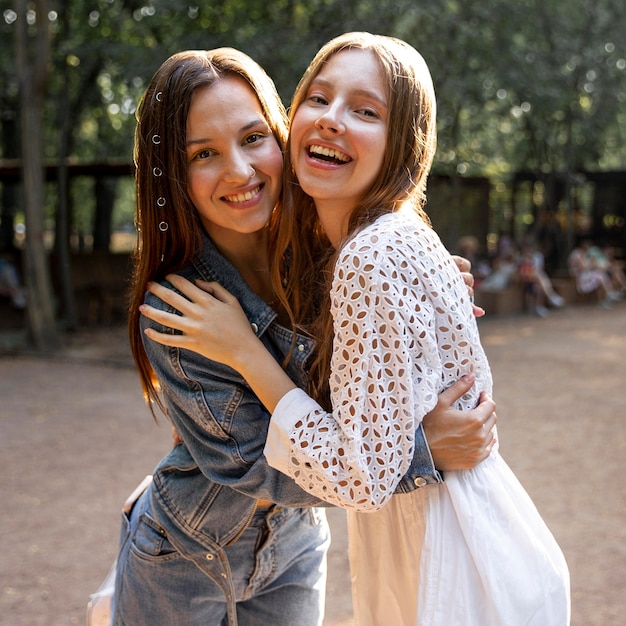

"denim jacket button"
[297, 344, 305, 352]
[251, 322, 259, 333]
[206, 553, 214, 560]
[413, 476, 427, 487]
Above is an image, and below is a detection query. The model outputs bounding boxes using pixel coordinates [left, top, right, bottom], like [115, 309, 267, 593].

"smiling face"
[186, 76, 283, 247]
[289, 49, 388, 243]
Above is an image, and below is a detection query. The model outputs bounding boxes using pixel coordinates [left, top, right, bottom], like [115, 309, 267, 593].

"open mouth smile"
[223, 184, 262, 203]
[308, 144, 351, 164]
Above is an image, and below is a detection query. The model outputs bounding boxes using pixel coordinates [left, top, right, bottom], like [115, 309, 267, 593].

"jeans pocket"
[130, 513, 178, 561]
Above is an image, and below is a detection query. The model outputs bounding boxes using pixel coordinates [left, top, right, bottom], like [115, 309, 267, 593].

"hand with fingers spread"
[141, 274, 259, 371]
[141, 274, 297, 412]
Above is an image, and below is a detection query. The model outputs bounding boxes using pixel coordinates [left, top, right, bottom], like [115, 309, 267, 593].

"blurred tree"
[389, 0, 625, 253]
[0, 1, 20, 251]
[483, 0, 626, 254]
[15, 0, 59, 350]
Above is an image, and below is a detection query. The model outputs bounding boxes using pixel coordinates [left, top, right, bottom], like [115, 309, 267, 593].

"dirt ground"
[1, 302, 625, 626]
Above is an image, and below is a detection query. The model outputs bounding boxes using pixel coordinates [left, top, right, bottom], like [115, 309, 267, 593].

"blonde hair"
[269, 32, 438, 408]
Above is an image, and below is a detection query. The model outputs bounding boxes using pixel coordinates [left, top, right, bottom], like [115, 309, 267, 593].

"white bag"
[86, 559, 117, 626]
[86, 475, 153, 626]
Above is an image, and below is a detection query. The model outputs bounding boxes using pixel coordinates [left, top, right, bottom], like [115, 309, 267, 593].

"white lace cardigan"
[264, 208, 493, 511]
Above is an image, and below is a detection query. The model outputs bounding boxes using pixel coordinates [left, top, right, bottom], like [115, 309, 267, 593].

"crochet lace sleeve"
[271, 223, 448, 511]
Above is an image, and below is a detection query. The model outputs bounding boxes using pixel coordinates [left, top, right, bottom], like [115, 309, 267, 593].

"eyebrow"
[311, 78, 388, 108]
[186, 118, 269, 148]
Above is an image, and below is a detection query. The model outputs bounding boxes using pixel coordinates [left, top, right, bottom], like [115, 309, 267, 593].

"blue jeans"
[112, 490, 330, 626]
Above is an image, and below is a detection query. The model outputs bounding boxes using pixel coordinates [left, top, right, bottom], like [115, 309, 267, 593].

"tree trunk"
[93, 177, 117, 252]
[16, 0, 59, 351]
[54, 49, 78, 329]
[0, 115, 20, 252]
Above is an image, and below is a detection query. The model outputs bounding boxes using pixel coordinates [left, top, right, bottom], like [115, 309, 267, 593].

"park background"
[1, 1, 625, 625]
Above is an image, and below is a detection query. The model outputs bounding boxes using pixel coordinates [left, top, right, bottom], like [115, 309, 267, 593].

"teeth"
[309, 145, 350, 163]
[224, 186, 260, 203]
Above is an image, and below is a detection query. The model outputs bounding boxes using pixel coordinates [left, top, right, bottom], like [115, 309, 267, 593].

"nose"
[223, 149, 255, 183]
[314, 103, 345, 134]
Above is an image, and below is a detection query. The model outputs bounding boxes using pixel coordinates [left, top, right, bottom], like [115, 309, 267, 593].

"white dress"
[265, 209, 570, 625]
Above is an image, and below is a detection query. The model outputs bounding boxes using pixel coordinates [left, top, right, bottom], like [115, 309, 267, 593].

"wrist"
[234, 337, 297, 413]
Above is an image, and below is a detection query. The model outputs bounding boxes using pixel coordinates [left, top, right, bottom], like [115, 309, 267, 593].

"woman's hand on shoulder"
[140, 274, 257, 371]
[451, 254, 485, 318]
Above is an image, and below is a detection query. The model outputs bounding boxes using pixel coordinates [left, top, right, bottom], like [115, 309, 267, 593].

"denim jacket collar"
[192, 232, 277, 340]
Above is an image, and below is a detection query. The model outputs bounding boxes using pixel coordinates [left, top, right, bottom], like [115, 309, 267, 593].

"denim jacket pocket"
[131, 513, 179, 561]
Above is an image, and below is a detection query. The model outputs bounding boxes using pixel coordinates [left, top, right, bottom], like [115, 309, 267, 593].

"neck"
[314, 199, 351, 248]
[210, 228, 273, 303]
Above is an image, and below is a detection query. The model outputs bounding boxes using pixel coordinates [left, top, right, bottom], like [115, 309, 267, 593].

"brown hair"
[129, 48, 288, 418]
[269, 32, 438, 408]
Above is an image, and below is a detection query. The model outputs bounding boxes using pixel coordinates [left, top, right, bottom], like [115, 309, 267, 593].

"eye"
[357, 107, 379, 118]
[243, 132, 267, 145]
[308, 94, 329, 106]
[192, 148, 216, 161]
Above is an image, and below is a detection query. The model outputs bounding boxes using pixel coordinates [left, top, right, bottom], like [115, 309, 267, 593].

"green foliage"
[1, 0, 625, 232]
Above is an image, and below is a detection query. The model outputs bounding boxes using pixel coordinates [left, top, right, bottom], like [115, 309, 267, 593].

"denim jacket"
[141, 233, 441, 624]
